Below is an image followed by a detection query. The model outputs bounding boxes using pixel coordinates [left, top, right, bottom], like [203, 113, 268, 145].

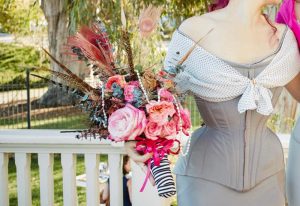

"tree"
[39, 0, 97, 106]
[38, 0, 211, 106]
[0, 0, 43, 35]
[39, 0, 74, 106]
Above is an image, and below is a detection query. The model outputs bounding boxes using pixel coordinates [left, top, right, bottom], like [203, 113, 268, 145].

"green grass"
[8, 154, 108, 206]
[8, 154, 84, 206]
[0, 42, 50, 85]
[2, 97, 202, 206]
[4, 95, 201, 205]
[0, 114, 89, 129]
[185, 95, 203, 129]
[0, 96, 203, 130]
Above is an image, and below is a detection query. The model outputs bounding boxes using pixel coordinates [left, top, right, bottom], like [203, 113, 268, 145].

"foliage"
[67, 0, 211, 37]
[0, 42, 49, 84]
[64, 0, 211, 74]
[0, 0, 45, 35]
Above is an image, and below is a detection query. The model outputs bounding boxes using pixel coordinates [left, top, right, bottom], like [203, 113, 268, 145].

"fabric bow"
[238, 79, 273, 115]
[135, 137, 180, 192]
[135, 137, 180, 166]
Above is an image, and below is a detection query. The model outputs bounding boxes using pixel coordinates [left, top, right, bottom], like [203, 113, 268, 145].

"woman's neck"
[223, 0, 270, 27]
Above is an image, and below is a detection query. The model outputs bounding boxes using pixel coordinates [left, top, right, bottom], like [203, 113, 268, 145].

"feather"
[178, 28, 214, 65]
[92, 21, 114, 62]
[121, 29, 135, 75]
[42, 48, 100, 96]
[138, 5, 162, 38]
[36, 67, 92, 93]
[31, 73, 102, 103]
[30, 73, 85, 97]
[67, 23, 115, 75]
[121, 1, 127, 30]
[67, 34, 114, 75]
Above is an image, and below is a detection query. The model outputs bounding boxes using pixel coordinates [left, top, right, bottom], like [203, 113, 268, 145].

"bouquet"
[33, 5, 194, 198]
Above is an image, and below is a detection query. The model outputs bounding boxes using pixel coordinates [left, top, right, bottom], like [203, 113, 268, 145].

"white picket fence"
[0, 129, 171, 206]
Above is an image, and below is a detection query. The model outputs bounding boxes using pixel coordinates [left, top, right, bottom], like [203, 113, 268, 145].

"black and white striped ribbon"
[150, 155, 176, 198]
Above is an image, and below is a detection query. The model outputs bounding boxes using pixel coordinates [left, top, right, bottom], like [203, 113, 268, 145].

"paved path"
[0, 87, 48, 105]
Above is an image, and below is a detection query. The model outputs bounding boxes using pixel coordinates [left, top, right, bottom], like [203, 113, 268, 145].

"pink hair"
[208, 0, 229, 12]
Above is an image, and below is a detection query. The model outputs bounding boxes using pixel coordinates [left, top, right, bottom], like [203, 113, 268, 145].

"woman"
[126, 0, 300, 205]
[276, 1, 300, 206]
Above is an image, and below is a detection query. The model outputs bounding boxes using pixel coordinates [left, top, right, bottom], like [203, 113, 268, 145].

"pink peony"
[161, 119, 177, 140]
[108, 104, 147, 141]
[146, 100, 176, 126]
[159, 88, 174, 102]
[128, 80, 140, 87]
[173, 109, 192, 136]
[144, 121, 162, 140]
[106, 75, 127, 90]
[124, 85, 136, 102]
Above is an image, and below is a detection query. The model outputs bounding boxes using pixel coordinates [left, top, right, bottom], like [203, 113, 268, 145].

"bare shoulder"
[178, 13, 217, 41]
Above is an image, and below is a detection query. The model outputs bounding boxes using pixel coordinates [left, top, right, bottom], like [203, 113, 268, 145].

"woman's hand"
[124, 141, 155, 186]
[125, 141, 153, 163]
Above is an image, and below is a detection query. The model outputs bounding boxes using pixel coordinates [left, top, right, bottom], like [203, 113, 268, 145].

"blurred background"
[0, 0, 298, 205]
[0, 0, 297, 132]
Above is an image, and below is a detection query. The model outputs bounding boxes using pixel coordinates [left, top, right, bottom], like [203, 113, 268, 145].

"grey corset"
[173, 54, 285, 192]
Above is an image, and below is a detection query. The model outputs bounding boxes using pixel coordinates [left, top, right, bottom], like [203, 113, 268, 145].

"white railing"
[0, 129, 171, 206]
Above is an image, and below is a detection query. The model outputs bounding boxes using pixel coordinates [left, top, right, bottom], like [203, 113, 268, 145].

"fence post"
[26, 69, 31, 129]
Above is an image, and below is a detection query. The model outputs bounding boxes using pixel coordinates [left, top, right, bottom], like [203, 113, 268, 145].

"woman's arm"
[284, 1, 300, 102]
[285, 73, 300, 102]
[278, 2, 300, 205]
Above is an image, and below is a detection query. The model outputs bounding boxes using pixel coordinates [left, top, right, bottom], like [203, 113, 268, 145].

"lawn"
[9, 154, 85, 206]
[8, 153, 108, 206]
[5, 111, 101, 205]
[0, 114, 89, 129]
[3, 94, 283, 204]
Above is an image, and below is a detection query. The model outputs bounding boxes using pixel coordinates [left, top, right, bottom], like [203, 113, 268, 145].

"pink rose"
[106, 75, 127, 90]
[146, 100, 176, 126]
[108, 104, 147, 141]
[161, 119, 177, 140]
[159, 88, 174, 102]
[124, 85, 136, 102]
[144, 121, 162, 140]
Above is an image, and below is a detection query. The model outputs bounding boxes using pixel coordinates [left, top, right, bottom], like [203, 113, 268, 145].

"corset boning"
[173, 59, 286, 192]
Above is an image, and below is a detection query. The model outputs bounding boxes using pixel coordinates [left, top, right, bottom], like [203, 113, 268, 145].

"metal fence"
[2, 69, 297, 133]
[0, 70, 88, 129]
[0, 70, 203, 130]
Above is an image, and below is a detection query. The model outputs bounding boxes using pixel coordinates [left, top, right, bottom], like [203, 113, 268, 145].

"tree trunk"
[39, 0, 84, 106]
